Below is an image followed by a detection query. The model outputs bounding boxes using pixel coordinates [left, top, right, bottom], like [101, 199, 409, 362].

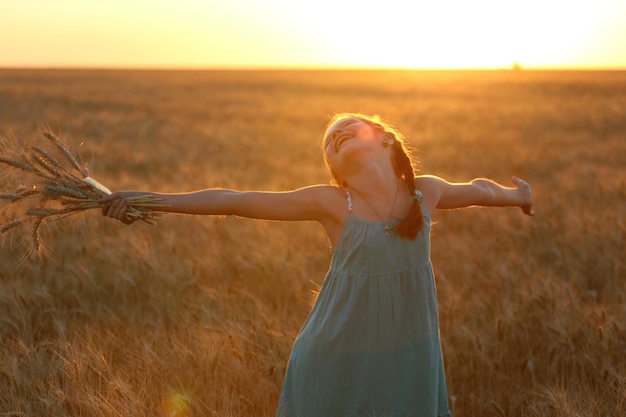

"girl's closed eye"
[325, 119, 360, 150]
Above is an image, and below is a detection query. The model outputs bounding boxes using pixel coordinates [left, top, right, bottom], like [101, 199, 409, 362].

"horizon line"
[1, 64, 626, 72]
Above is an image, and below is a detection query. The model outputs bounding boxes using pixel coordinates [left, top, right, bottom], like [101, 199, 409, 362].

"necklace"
[353, 180, 400, 236]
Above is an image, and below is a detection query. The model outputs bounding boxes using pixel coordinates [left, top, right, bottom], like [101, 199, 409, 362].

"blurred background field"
[0, 69, 624, 416]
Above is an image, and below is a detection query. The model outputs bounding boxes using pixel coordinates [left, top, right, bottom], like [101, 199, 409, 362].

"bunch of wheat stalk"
[0, 130, 165, 258]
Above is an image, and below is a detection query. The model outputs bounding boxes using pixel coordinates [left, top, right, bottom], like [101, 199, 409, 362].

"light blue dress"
[276, 190, 451, 417]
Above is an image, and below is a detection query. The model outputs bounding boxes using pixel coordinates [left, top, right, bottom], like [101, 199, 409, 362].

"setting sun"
[1, 0, 625, 69]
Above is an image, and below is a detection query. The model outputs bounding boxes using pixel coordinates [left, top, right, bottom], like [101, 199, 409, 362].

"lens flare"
[162, 392, 191, 417]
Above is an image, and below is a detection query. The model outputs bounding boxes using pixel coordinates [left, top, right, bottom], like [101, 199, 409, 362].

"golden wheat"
[0, 69, 623, 417]
[0, 131, 167, 257]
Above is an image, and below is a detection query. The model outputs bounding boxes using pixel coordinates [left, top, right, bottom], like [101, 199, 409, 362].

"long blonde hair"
[322, 113, 423, 239]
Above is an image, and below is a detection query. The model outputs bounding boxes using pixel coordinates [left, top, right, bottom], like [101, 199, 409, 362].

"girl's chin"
[336, 148, 379, 168]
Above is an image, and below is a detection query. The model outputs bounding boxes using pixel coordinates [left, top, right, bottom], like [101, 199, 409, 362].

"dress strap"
[412, 189, 423, 203]
[344, 189, 353, 214]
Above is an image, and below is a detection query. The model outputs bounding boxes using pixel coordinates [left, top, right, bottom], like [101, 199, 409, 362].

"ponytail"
[389, 134, 423, 240]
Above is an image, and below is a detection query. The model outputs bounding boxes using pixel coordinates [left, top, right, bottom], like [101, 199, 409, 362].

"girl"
[100, 113, 533, 417]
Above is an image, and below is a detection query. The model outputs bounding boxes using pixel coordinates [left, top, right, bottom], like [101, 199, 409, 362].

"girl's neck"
[344, 165, 399, 201]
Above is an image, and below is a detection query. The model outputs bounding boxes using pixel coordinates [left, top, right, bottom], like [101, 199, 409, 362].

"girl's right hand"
[98, 191, 141, 224]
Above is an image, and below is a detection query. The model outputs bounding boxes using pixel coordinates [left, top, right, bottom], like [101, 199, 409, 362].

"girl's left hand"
[512, 176, 534, 216]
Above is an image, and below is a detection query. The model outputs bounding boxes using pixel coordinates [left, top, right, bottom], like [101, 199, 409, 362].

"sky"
[1, 0, 625, 69]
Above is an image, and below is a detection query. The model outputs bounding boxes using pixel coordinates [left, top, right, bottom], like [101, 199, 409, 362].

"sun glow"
[290, 0, 626, 69]
[1, 0, 625, 69]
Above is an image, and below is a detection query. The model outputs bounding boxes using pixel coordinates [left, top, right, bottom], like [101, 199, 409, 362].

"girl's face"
[324, 117, 380, 156]
[323, 117, 386, 178]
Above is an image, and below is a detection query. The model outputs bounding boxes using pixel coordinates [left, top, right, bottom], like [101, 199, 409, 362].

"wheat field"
[0, 69, 624, 417]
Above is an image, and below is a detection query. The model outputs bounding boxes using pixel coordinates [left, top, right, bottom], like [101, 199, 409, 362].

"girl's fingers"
[100, 192, 121, 217]
[103, 198, 127, 221]
[522, 203, 535, 216]
[512, 176, 534, 216]
[98, 192, 118, 204]
[512, 176, 527, 188]
[113, 200, 128, 220]
[105, 200, 117, 218]
[99, 191, 137, 225]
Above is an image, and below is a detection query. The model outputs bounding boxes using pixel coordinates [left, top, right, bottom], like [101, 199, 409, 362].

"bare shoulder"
[308, 184, 349, 216]
[279, 184, 347, 219]
[415, 174, 446, 190]
[298, 184, 343, 201]
[414, 175, 446, 213]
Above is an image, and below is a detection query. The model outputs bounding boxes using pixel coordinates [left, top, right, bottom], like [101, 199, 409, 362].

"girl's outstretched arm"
[99, 185, 338, 224]
[416, 175, 534, 215]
